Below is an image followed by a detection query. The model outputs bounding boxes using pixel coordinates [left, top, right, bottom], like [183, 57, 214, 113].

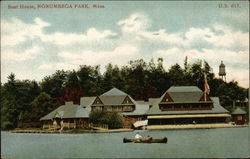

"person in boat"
[135, 133, 142, 141]
[146, 135, 152, 141]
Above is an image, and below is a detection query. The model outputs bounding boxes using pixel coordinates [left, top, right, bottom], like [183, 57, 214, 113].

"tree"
[77, 65, 103, 96]
[168, 63, 186, 86]
[102, 63, 125, 92]
[40, 70, 67, 98]
[27, 92, 57, 123]
[1, 57, 249, 129]
[89, 110, 124, 129]
[1, 74, 41, 129]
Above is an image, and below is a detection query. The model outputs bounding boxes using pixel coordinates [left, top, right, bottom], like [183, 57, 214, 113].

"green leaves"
[89, 110, 124, 129]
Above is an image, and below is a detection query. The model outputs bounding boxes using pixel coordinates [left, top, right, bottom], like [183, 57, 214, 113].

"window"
[174, 104, 181, 108]
[159, 104, 172, 110]
[123, 106, 133, 112]
[201, 104, 208, 108]
[117, 106, 122, 111]
[113, 106, 117, 111]
[107, 106, 112, 111]
[93, 106, 102, 111]
[237, 116, 242, 120]
[192, 104, 199, 108]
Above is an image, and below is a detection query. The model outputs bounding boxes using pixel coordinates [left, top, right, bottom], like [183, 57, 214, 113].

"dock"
[147, 123, 248, 130]
[10, 129, 60, 133]
[10, 128, 133, 134]
[96, 128, 133, 133]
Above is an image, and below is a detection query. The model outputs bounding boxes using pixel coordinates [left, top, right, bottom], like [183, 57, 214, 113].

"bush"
[89, 110, 124, 129]
[2, 121, 15, 130]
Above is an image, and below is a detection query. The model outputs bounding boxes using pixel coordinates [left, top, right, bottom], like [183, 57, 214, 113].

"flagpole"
[204, 60, 206, 102]
[205, 85, 206, 102]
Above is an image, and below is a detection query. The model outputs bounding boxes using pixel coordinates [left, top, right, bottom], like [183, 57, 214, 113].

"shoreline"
[9, 128, 134, 134]
[7, 124, 248, 134]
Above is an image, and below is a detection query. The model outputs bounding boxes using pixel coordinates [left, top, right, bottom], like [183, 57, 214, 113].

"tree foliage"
[1, 58, 248, 129]
[89, 110, 124, 129]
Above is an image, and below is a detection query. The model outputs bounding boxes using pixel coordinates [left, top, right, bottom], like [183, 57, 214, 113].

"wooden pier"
[10, 129, 60, 133]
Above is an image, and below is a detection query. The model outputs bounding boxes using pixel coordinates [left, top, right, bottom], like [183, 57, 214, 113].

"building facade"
[80, 88, 149, 128]
[41, 86, 233, 129]
[146, 86, 231, 125]
[40, 101, 90, 129]
[231, 107, 247, 125]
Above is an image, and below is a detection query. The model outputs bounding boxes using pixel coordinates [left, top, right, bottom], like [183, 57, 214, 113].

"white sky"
[1, 1, 249, 88]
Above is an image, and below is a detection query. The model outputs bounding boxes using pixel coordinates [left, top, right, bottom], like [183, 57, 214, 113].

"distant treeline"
[1, 57, 248, 129]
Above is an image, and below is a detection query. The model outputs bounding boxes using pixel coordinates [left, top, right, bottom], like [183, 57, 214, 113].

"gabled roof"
[80, 97, 96, 107]
[167, 86, 202, 93]
[149, 98, 159, 105]
[101, 87, 127, 96]
[159, 86, 206, 103]
[90, 88, 136, 106]
[40, 102, 90, 121]
[232, 107, 247, 115]
[168, 92, 203, 103]
[145, 97, 229, 115]
[99, 95, 127, 105]
[122, 101, 150, 116]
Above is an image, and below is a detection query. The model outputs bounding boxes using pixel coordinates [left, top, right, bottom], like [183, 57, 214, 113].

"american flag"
[204, 73, 210, 94]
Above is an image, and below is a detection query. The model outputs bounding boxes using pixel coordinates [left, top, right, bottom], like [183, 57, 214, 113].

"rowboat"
[123, 137, 168, 143]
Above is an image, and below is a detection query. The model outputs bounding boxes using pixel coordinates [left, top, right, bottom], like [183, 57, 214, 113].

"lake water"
[1, 127, 249, 158]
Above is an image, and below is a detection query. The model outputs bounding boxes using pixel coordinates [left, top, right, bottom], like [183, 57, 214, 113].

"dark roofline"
[167, 86, 202, 92]
[92, 104, 135, 106]
[159, 101, 213, 104]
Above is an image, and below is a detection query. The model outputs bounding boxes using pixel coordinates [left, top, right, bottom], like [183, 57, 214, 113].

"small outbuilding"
[40, 101, 90, 129]
[231, 107, 247, 125]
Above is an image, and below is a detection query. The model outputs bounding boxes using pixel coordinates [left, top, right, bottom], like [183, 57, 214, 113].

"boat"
[123, 137, 168, 143]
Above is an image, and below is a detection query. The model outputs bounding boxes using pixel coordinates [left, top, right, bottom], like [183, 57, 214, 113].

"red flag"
[204, 73, 210, 94]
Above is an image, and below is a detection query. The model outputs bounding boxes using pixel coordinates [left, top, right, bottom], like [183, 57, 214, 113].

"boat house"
[231, 107, 247, 125]
[146, 86, 231, 125]
[40, 101, 90, 129]
[80, 88, 149, 128]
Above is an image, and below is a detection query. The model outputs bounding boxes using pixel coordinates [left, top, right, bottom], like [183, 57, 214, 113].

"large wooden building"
[41, 86, 233, 129]
[80, 88, 149, 128]
[146, 86, 231, 125]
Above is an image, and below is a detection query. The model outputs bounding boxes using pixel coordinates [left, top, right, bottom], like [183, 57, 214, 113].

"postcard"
[1, 1, 249, 158]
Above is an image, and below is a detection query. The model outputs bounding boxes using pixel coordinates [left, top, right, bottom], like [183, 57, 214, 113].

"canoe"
[123, 137, 168, 143]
